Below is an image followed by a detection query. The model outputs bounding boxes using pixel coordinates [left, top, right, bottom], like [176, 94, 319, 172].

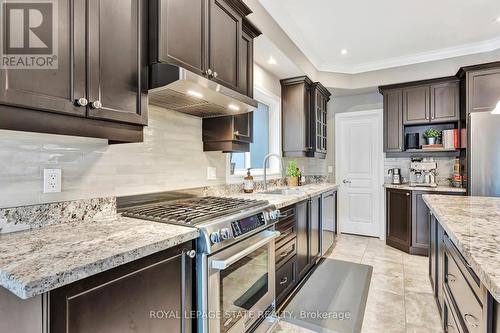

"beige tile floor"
[274, 234, 443, 333]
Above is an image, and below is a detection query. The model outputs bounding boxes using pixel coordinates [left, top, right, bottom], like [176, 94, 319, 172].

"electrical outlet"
[207, 167, 217, 180]
[328, 166, 333, 174]
[43, 169, 62, 193]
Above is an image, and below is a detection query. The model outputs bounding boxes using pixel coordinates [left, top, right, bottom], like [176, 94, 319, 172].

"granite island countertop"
[222, 183, 339, 209]
[384, 183, 466, 193]
[0, 215, 199, 299]
[422, 195, 500, 303]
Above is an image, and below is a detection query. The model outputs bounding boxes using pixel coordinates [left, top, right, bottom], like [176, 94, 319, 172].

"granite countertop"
[422, 195, 500, 303]
[384, 183, 466, 193]
[0, 215, 199, 299]
[224, 183, 339, 209]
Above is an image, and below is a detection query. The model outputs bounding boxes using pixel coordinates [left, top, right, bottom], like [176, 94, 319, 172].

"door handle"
[343, 179, 351, 184]
[211, 230, 280, 270]
[446, 273, 456, 283]
[463, 314, 479, 328]
[279, 277, 288, 285]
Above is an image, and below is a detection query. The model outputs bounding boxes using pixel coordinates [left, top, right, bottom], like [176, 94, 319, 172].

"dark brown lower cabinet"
[295, 200, 309, 280]
[411, 191, 432, 255]
[429, 213, 445, 313]
[387, 188, 464, 256]
[386, 188, 412, 253]
[50, 242, 194, 333]
[275, 196, 326, 308]
[308, 195, 321, 265]
[429, 204, 499, 333]
[276, 256, 297, 306]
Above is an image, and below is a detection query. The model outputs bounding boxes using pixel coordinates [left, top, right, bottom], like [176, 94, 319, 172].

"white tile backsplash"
[0, 105, 227, 208]
[384, 156, 456, 185]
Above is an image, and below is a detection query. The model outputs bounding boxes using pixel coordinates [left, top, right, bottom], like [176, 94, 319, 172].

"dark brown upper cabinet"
[152, 0, 206, 76]
[457, 62, 500, 114]
[87, 0, 148, 125]
[0, 0, 147, 142]
[403, 85, 431, 124]
[202, 112, 253, 152]
[383, 89, 404, 152]
[281, 76, 331, 159]
[310, 83, 331, 157]
[150, 0, 260, 98]
[382, 77, 459, 127]
[239, 19, 259, 98]
[401, 80, 459, 125]
[0, 0, 85, 118]
[430, 81, 459, 122]
[208, 0, 242, 91]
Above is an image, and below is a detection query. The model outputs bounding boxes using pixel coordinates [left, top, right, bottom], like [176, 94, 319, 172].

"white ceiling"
[258, 0, 500, 74]
[254, 35, 304, 79]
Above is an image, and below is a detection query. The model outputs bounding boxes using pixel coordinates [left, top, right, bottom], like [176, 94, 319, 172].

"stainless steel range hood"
[148, 63, 257, 118]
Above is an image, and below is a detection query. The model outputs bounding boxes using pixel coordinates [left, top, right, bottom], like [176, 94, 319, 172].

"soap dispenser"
[243, 168, 254, 193]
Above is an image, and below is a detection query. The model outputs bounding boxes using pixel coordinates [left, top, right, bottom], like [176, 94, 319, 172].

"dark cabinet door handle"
[279, 277, 288, 285]
[446, 273, 456, 283]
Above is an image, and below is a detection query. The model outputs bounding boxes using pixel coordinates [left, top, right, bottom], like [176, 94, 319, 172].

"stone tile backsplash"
[384, 156, 456, 185]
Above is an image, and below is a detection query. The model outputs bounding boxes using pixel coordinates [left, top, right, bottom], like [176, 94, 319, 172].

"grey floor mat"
[282, 258, 372, 333]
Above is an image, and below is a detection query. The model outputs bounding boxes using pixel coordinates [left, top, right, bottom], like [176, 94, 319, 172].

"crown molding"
[318, 36, 500, 74]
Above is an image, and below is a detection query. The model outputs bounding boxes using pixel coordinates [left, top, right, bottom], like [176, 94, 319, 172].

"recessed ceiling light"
[187, 90, 203, 98]
[267, 56, 277, 65]
[228, 104, 240, 111]
[496, 16, 500, 22]
[340, 49, 348, 55]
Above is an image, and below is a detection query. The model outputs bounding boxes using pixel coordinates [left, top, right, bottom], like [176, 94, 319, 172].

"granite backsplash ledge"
[202, 176, 330, 196]
[0, 176, 332, 233]
[0, 197, 116, 233]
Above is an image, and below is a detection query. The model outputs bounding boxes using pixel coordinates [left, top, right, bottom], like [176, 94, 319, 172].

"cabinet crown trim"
[378, 76, 458, 94]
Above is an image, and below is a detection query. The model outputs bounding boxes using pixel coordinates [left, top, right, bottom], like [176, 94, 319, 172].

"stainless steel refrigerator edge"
[469, 112, 500, 196]
[320, 190, 337, 256]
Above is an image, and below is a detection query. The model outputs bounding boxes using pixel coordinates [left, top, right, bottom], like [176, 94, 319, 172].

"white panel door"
[336, 110, 383, 237]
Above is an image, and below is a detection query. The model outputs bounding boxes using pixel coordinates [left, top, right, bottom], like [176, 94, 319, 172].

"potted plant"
[423, 129, 441, 145]
[286, 160, 300, 187]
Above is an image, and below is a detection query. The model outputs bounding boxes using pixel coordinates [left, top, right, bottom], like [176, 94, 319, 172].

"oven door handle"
[211, 230, 281, 270]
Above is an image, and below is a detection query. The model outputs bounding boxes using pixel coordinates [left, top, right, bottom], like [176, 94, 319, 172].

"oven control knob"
[210, 231, 221, 244]
[220, 228, 231, 240]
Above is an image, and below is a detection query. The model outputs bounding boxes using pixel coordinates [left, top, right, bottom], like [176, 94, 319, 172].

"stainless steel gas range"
[121, 195, 281, 333]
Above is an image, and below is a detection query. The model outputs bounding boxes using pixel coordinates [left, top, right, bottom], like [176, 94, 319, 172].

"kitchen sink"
[260, 188, 304, 195]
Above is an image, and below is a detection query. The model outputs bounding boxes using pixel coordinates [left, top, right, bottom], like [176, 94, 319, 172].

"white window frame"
[226, 86, 282, 183]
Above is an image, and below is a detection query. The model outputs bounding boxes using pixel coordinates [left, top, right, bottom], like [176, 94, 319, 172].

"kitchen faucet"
[263, 153, 283, 191]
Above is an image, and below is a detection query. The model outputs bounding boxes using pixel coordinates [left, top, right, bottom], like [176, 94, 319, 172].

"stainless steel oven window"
[206, 229, 278, 333]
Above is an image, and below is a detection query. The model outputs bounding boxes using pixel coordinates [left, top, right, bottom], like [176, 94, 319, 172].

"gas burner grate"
[122, 196, 268, 225]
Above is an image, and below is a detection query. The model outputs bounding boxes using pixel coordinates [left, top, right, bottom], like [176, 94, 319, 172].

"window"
[227, 87, 281, 181]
